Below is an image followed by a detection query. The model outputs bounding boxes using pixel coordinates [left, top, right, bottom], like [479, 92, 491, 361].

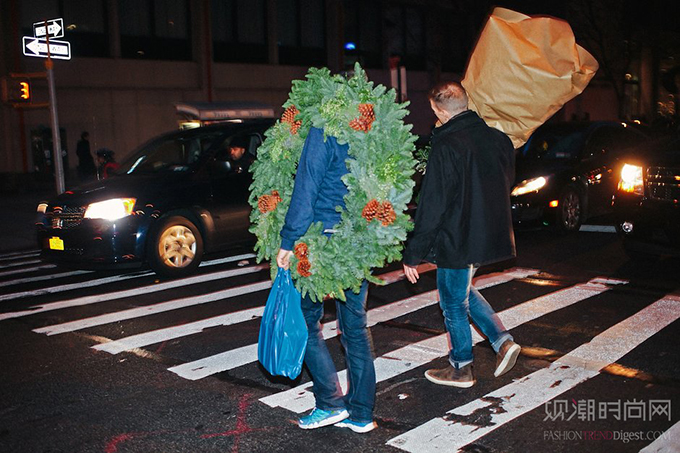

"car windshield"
[117, 131, 222, 174]
[519, 128, 587, 160]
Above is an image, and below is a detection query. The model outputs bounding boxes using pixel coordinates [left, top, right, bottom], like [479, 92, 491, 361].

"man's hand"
[403, 264, 420, 284]
[277, 249, 293, 270]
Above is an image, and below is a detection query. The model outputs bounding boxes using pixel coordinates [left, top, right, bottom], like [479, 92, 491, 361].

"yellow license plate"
[49, 236, 64, 251]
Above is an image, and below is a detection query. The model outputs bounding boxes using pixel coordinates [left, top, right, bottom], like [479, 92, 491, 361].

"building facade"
[1, 0, 635, 187]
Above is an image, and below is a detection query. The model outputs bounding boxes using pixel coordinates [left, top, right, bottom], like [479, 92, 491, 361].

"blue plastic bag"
[258, 267, 308, 379]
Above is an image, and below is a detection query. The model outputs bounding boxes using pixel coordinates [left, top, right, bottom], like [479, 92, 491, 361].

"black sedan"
[511, 121, 647, 231]
[613, 133, 680, 259]
[36, 119, 275, 277]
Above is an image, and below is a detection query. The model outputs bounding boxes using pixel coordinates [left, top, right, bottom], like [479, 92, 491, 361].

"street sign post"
[33, 18, 64, 39]
[22, 37, 71, 60]
[22, 18, 69, 194]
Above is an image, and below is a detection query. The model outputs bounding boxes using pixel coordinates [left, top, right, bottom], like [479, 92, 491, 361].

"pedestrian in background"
[76, 131, 96, 181]
[96, 148, 119, 180]
[402, 81, 521, 388]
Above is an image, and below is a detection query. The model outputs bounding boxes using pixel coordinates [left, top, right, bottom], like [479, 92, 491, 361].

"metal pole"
[45, 21, 65, 194]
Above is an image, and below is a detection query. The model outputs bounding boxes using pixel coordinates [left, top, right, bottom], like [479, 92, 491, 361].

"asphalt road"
[0, 227, 678, 453]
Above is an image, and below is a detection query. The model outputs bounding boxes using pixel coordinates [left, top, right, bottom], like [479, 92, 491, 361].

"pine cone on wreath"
[290, 120, 302, 135]
[362, 199, 380, 222]
[377, 201, 397, 226]
[297, 258, 312, 277]
[282, 105, 299, 124]
[294, 242, 308, 259]
[257, 194, 274, 213]
[350, 117, 372, 132]
[272, 190, 282, 203]
[358, 103, 375, 121]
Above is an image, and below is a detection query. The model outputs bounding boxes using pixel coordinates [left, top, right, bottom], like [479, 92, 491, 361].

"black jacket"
[403, 110, 516, 268]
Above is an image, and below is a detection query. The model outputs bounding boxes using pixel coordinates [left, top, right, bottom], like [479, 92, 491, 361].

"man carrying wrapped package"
[402, 81, 521, 388]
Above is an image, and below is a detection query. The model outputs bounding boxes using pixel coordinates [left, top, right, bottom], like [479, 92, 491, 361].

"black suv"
[36, 119, 275, 277]
[613, 133, 680, 259]
[512, 121, 647, 231]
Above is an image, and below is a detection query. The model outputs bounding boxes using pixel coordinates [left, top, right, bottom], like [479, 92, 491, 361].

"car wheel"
[556, 186, 583, 232]
[148, 215, 204, 277]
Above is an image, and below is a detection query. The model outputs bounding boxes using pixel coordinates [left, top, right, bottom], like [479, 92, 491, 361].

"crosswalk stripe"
[0, 249, 40, 259]
[0, 258, 42, 270]
[166, 289, 439, 380]
[0, 264, 267, 322]
[259, 277, 626, 413]
[0, 269, 91, 287]
[0, 264, 57, 279]
[91, 264, 444, 357]
[386, 293, 680, 453]
[0, 252, 40, 262]
[0, 270, 154, 303]
[92, 266, 435, 355]
[639, 420, 680, 453]
[33, 279, 273, 335]
[165, 267, 538, 380]
[0, 252, 257, 303]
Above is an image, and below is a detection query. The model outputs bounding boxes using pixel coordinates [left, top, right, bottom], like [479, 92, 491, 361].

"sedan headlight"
[511, 176, 547, 197]
[84, 198, 136, 220]
[618, 164, 643, 195]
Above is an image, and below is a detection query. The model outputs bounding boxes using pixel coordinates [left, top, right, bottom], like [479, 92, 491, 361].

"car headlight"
[37, 203, 48, 214]
[618, 164, 643, 195]
[84, 198, 136, 220]
[511, 176, 547, 197]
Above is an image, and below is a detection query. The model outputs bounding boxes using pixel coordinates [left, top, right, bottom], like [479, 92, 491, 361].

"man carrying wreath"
[276, 126, 377, 433]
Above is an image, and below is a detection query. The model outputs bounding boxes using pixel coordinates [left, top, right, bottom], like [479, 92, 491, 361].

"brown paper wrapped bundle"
[461, 8, 599, 148]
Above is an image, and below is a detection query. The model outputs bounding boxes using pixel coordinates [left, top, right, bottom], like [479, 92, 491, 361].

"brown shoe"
[494, 340, 521, 377]
[424, 364, 475, 388]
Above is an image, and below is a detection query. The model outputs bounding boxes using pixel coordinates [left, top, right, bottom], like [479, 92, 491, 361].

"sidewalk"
[0, 187, 57, 254]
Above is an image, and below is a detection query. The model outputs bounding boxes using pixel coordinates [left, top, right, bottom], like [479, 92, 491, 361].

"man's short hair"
[428, 81, 468, 114]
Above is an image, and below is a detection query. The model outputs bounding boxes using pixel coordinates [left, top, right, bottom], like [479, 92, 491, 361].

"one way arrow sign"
[33, 18, 64, 39]
[22, 37, 71, 60]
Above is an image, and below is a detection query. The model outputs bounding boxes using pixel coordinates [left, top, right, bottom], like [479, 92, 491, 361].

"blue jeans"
[437, 266, 513, 369]
[301, 280, 375, 423]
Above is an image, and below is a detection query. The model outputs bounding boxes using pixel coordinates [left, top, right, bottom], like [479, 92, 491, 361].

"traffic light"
[1, 74, 45, 105]
[19, 81, 30, 100]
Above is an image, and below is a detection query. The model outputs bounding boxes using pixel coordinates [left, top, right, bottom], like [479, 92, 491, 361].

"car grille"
[647, 166, 680, 202]
[48, 205, 86, 229]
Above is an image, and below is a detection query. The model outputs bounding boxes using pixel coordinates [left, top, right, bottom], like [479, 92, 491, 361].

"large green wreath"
[249, 63, 417, 302]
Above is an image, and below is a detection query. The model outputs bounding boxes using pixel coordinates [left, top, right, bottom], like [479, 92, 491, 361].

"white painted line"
[579, 224, 617, 233]
[386, 294, 680, 453]
[93, 267, 431, 355]
[0, 249, 40, 259]
[0, 270, 154, 303]
[33, 280, 273, 335]
[167, 267, 538, 381]
[199, 253, 256, 267]
[167, 289, 439, 380]
[260, 277, 624, 413]
[0, 264, 267, 321]
[0, 252, 40, 262]
[639, 420, 680, 453]
[0, 269, 92, 287]
[0, 258, 42, 269]
[0, 252, 257, 302]
[0, 264, 57, 279]
[93, 263, 448, 357]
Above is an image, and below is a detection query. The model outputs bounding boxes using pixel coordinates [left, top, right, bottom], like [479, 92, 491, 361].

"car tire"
[555, 186, 583, 233]
[148, 215, 204, 277]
